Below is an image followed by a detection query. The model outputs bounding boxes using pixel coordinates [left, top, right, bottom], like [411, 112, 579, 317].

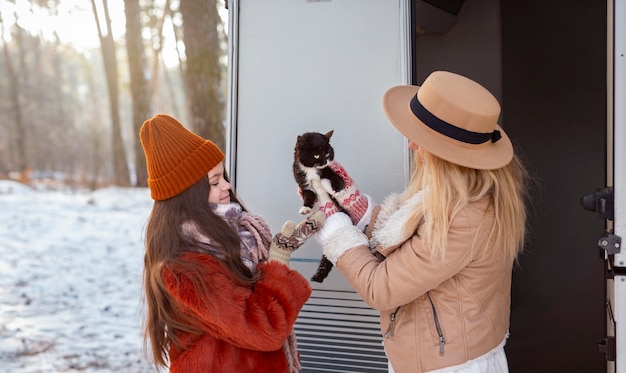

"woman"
[313, 71, 529, 372]
[139, 114, 323, 372]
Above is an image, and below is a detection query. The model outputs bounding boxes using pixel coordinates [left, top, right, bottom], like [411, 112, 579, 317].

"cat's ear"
[324, 130, 334, 139]
[297, 135, 303, 141]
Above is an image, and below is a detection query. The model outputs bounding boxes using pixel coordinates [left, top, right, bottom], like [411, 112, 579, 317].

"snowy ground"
[0, 180, 156, 372]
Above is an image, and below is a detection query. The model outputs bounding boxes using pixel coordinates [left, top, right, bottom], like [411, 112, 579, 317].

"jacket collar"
[371, 191, 423, 256]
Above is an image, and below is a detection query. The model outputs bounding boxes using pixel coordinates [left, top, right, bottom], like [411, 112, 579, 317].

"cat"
[293, 130, 345, 215]
[293, 130, 345, 282]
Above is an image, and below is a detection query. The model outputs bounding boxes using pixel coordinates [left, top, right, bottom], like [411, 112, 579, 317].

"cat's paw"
[299, 206, 312, 215]
[320, 178, 335, 194]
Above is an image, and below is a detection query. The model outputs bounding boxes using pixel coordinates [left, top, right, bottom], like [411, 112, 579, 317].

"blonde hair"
[402, 149, 528, 262]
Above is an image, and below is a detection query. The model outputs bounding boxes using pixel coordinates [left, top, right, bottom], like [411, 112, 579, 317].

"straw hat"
[383, 71, 513, 170]
[140, 114, 225, 201]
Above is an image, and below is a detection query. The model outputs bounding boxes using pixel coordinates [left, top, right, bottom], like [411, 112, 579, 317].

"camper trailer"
[225, 1, 624, 372]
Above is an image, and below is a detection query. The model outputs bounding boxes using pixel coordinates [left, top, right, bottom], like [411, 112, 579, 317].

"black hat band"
[410, 94, 501, 144]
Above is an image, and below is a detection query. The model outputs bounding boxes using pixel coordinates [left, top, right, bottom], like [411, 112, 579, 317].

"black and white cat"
[293, 130, 345, 215]
[292, 130, 344, 282]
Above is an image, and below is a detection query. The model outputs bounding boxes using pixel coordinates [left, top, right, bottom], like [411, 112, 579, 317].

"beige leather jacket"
[335, 195, 512, 373]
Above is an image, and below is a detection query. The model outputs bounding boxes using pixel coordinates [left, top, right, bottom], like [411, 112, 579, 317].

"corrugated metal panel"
[295, 289, 388, 373]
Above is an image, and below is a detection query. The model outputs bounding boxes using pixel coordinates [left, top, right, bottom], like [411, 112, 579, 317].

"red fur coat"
[162, 251, 312, 372]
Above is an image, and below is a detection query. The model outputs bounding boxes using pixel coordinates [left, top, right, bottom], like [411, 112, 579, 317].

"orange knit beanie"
[140, 114, 225, 201]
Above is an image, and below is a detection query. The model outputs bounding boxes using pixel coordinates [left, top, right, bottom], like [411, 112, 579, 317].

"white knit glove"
[315, 212, 368, 265]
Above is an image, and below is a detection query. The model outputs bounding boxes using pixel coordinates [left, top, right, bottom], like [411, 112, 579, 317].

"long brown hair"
[142, 173, 257, 368]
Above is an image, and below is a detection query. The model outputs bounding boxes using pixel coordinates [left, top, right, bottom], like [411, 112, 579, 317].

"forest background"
[0, 0, 229, 190]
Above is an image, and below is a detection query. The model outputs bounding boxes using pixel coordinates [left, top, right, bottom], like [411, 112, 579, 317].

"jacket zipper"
[427, 292, 446, 356]
[384, 306, 401, 338]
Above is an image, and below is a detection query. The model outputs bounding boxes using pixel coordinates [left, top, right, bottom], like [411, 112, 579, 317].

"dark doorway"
[413, 0, 608, 371]
[501, 2, 607, 372]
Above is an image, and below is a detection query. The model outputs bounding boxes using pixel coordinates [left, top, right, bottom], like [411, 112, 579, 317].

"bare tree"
[91, 0, 130, 186]
[0, 12, 27, 177]
[179, 0, 224, 150]
[81, 58, 107, 191]
[124, 0, 150, 187]
[148, 0, 170, 104]
[164, 7, 185, 117]
[47, 2, 79, 187]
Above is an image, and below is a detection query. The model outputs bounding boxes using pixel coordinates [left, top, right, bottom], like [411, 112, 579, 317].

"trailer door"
[226, 1, 411, 371]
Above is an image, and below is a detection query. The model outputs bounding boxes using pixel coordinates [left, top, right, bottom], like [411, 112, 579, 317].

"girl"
[139, 114, 322, 372]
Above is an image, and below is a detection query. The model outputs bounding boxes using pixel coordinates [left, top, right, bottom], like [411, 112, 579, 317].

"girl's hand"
[268, 211, 325, 265]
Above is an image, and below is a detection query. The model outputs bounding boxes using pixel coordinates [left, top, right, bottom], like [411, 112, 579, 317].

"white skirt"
[387, 336, 509, 373]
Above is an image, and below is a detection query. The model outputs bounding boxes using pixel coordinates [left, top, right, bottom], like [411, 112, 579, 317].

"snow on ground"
[0, 180, 156, 372]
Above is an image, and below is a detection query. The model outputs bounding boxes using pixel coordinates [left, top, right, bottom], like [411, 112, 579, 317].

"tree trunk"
[124, 0, 151, 187]
[179, 0, 224, 150]
[91, 0, 130, 186]
[83, 61, 105, 191]
[149, 0, 171, 107]
[0, 13, 27, 174]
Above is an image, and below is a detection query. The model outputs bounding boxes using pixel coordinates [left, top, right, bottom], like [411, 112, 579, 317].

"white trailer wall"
[227, 0, 410, 284]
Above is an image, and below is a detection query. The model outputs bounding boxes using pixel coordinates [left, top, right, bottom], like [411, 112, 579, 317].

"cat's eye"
[314, 154, 320, 159]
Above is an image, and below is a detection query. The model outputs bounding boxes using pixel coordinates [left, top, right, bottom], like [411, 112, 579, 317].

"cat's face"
[295, 131, 335, 169]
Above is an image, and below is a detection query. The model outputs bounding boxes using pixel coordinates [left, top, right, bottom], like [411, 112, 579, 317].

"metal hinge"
[598, 233, 622, 255]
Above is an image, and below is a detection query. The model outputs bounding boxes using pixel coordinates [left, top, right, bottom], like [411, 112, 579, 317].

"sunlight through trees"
[0, 0, 227, 189]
